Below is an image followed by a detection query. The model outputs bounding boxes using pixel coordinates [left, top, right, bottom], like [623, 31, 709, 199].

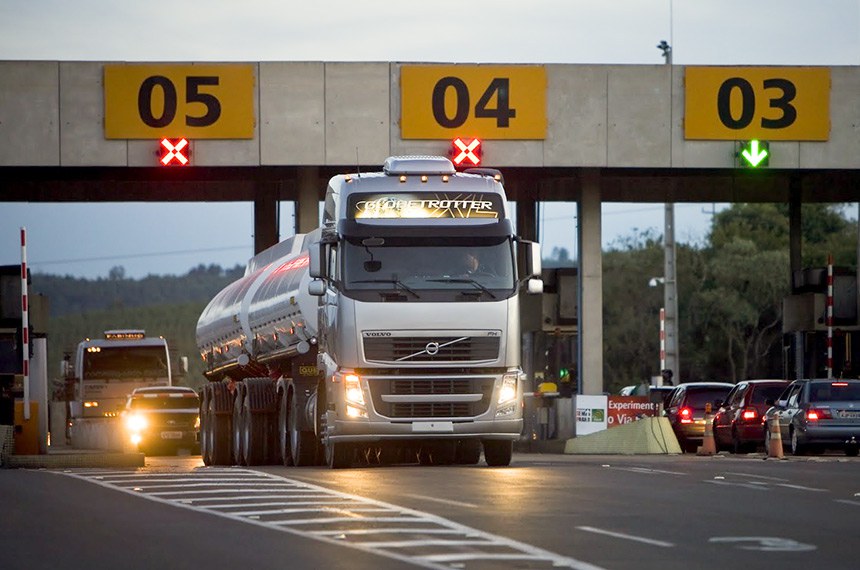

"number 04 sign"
[104, 64, 255, 139]
[400, 65, 546, 140]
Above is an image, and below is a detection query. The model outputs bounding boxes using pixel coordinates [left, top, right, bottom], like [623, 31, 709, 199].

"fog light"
[346, 405, 367, 418]
[130, 434, 142, 445]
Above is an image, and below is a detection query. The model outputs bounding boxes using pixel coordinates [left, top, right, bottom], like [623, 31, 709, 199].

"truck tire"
[277, 387, 293, 466]
[289, 389, 317, 466]
[482, 440, 512, 467]
[325, 439, 353, 469]
[232, 386, 247, 466]
[208, 382, 233, 466]
[242, 379, 277, 466]
[200, 384, 212, 465]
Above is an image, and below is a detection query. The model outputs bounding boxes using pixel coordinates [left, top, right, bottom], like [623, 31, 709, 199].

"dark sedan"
[713, 379, 789, 453]
[764, 379, 860, 456]
[664, 382, 733, 452]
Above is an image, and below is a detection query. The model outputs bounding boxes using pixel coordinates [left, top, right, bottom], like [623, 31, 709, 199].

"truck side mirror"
[308, 242, 325, 279]
[525, 241, 542, 278]
[308, 280, 326, 296]
[180, 356, 189, 375]
[526, 277, 543, 294]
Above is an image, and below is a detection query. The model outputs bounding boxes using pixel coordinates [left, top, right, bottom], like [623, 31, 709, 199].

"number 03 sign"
[104, 64, 255, 139]
[400, 65, 546, 140]
[684, 67, 830, 141]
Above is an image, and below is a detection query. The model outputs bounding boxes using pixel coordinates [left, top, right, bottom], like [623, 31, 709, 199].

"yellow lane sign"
[104, 64, 255, 139]
[685, 67, 830, 141]
[401, 65, 546, 140]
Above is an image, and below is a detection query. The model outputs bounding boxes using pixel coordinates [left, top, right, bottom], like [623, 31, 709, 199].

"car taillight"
[741, 408, 758, 422]
[680, 407, 692, 423]
[806, 408, 832, 421]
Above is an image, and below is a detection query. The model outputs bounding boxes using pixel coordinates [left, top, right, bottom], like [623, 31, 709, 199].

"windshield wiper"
[426, 278, 497, 299]
[351, 279, 420, 299]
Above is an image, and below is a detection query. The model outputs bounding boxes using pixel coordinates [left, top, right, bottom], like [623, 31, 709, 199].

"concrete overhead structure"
[2, 61, 859, 395]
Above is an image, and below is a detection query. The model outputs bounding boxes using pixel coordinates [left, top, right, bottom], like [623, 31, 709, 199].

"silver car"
[764, 379, 860, 456]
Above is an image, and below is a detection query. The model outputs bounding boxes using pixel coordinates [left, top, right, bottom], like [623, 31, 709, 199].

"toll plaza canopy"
[2, 61, 859, 395]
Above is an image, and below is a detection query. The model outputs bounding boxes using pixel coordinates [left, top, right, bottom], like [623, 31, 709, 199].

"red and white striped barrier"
[21, 227, 30, 420]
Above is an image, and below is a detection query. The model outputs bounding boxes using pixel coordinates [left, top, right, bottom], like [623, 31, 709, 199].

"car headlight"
[126, 414, 147, 432]
[497, 373, 518, 405]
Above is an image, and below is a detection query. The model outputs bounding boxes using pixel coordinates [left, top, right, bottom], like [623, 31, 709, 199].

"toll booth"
[520, 267, 578, 441]
[783, 266, 860, 380]
[0, 265, 49, 460]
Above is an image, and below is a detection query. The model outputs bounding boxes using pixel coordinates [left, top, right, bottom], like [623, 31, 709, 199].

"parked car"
[713, 379, 789, 453]
[764, 379, 860, 456]
[122, 386, 201, 455]
[664, 382, 734, 452]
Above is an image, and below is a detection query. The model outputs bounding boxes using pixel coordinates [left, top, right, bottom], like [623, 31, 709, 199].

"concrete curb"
[5, 450, 145, 469]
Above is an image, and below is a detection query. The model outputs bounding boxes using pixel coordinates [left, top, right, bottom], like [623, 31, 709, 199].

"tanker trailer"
[197, 155, 543, 468]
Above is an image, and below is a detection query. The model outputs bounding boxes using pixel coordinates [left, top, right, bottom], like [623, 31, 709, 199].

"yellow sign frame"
[401, 65, 546, 140]
[685, 66, 830, 141]
[104, 64, 255, 139]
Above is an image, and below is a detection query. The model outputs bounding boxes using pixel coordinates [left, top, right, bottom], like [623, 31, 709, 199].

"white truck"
[196, 156, 542, 468]
[66, 329, 174, 449]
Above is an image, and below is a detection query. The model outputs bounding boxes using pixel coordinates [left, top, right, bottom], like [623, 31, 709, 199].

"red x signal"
[451, 137, 482, 167]
[160, 138, 190, 166]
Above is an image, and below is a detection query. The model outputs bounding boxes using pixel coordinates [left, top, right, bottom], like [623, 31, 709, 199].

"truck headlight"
[126, 414, 147, 433]
[497, 373, 518, 405]
[344, 374, 365, 406]
[194, 416, 200, 430]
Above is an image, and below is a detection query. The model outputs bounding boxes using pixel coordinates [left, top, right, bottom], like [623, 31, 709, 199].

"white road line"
[57, 468, 606, 570]
[403, 494, 479, 509]
[576, 526, 675, 548]
[775, 483, 828, 493]
[605, 466, 687, 476]
[705, 480, 770, 491]
[724, 472, 789, 482]
[835, 499, 860, 507]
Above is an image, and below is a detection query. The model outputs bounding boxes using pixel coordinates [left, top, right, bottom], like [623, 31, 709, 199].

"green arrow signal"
[741, 140, 769, 167]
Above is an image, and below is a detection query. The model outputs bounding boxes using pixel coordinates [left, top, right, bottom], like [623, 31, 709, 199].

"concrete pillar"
[516, 198, 538, 242]
[296, 166, 321, 234]
[31, 338, 48, 454]
[578, 169, 603, 395]
[789, 176, 802, 284]
[254, 182, 279, 254]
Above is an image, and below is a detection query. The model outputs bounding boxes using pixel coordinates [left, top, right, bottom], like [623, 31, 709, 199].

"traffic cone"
[697, 412, 716, 456]
[767, 415, 784, 459]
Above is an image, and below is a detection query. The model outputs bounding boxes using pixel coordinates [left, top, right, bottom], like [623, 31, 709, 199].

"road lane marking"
[774, 483, 828, 493]
[724, 472, 789, 482]
[576, 526, 675, 548]
[403, 493, 479, 509]
[705, 480, 770, 491]
[56, 468, 606, 570]
[835, 499, 860, 507]
[604, 466, 687, 476]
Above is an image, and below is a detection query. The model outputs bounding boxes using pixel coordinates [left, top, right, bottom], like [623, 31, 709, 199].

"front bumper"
[328, 417, 523, 443]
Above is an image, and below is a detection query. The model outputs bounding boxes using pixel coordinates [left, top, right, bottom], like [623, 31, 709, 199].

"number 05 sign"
[684, 66, 830, 141]
[400, 65, 546, 140]
[104, 64, 255, 139]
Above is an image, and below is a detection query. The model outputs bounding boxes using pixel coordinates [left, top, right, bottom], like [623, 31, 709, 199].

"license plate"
[412, 421, 453, 433]
[161, 431, 183, 439]
[836, 410, 860, 419]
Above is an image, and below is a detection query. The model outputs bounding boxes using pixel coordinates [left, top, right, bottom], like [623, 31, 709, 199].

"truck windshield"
[343, 239, 515, 293]
[83, 346, 169, 379]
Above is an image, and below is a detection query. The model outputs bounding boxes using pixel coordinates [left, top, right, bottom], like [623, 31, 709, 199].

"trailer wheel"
[289, 389, 317, 466]
[277, 388, 293, 466]
[200, 384, 212, 465]
[243, 392, 269, 466]
[232, 386, 246, 466]
[208, 383, 233, 466]
[482, 440, 512, 467]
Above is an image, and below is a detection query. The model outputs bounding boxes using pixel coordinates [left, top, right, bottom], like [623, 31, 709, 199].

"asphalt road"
[2, 452, 858, 570]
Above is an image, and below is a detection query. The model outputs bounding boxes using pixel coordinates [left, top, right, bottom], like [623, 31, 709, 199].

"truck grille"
[368, 377, 494, 419]
[363, 336, 500, 363]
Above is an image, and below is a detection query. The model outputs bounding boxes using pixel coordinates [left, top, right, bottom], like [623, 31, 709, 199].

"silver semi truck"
[196, 156, 542, 468]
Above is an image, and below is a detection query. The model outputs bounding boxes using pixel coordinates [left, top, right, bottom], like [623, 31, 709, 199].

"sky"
[2, 1, 859, 279]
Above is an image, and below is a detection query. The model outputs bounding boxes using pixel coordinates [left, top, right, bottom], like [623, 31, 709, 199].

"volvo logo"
[364, 332, 392, 337]
[425, 342, 440, 355]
